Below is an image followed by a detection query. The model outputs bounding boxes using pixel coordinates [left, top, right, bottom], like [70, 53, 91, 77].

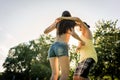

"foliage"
[2, 34, 54, 80]
[90, 20, 120, 80]
[68, 45, 80, 80]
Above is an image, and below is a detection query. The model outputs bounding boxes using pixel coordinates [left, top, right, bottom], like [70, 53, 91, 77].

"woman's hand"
[55, 18, 61, 23]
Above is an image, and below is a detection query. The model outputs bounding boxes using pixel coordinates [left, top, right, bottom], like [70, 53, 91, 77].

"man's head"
[83, 22, 90, 28]
[78, 22, 90, 31]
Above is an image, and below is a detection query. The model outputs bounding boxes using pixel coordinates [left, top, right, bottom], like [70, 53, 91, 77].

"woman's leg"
[49, 57, 59, 80]
[58, 56, 70, 80]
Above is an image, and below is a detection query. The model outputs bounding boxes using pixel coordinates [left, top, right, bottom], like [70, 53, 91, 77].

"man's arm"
[57, 17, 79, 22]
[58, 17, 88, 29]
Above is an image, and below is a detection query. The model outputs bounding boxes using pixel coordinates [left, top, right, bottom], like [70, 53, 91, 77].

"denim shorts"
[74, 58, 95, 78]
[48, 42, 69, 58]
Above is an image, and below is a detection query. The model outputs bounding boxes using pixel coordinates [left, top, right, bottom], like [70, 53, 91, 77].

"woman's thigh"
[49, 57, 59, 74]
[58, 56, 70, 74]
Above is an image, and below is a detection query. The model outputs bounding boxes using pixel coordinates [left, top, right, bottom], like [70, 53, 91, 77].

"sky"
[0, 0, 120, 72]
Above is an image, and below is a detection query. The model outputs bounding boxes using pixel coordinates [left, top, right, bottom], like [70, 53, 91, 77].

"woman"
[44, 11, 84, 80]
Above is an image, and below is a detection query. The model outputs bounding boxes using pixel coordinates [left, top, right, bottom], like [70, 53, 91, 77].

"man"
[73, 18, 97, 80]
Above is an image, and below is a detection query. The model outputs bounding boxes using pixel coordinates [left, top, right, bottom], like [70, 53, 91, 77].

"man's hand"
[76, 41, 85, 52]
[77, 41, 85, 49]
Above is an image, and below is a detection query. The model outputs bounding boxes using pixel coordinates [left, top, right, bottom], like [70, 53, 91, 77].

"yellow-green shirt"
[79, 35, 98, 63]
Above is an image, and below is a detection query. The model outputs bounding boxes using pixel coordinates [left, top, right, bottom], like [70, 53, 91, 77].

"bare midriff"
[56, 33, 70, 44]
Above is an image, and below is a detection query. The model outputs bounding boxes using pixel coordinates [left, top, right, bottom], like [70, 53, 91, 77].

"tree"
[90, 20, 120, 80]
[68, 45, 80, 80]
[2, 35, 54, 80]
[29, 35, 54, 80]
[2, 42, 35, 80]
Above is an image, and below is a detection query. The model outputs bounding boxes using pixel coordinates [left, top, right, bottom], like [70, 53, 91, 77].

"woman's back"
[56, 20, 76, 43]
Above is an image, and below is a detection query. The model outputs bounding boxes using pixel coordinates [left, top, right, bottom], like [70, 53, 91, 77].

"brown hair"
[56, 11, 76, 35]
